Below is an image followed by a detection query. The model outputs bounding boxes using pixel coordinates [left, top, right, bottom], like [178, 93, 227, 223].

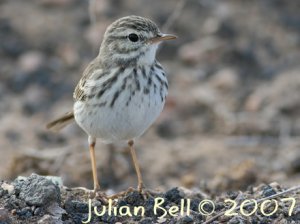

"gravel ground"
[0, 174, 300, 223]
[0, 0, 300, 223]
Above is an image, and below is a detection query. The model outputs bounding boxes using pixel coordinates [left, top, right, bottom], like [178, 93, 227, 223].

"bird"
[46, 15, 176, 198]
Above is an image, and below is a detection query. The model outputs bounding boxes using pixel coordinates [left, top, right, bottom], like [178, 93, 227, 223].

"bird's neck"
[99, 45, 158, 68]
[137, 45, 157, 66]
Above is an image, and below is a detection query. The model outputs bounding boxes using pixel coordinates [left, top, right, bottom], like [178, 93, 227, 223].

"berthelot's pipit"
[47, 15, 176, 198]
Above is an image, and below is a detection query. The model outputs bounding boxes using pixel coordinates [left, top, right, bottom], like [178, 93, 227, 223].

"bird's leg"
[89, 136, 100, 192]
[128, 140, 144, 192]
[107, 140, 144, 200]
[69, 137, 107, 202]
[88, 136, 107, 202]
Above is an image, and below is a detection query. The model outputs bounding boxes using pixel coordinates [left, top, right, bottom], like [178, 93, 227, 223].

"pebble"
[16, 207, 32, 218]
[1, 183, 14, 194]
[178, 216, 193, 224]
[0, 208, 10, 222]
[139, 217, 153, 224]
[165, 188, 184, 204]
[34, 207, 42, 216]
[65, 199, 89, 213]
[37, 214, 61, 224]
[144, 197, 155, 217]
[13, 174, 61, 207]
[123, 191, 144, 206]
[262, 185, 277, 197]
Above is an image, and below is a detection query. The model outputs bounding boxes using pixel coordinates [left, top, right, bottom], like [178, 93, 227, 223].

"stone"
[164, 187, 184, 204]
[13, 174, 61, 207]
[38, 214, 63, 224]
[0, 208, 10, 222]
[1, 183, 14, 194]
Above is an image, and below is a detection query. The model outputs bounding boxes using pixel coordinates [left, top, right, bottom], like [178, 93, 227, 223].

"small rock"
[13, 174, 61, 207]
[65, 200, 88, 213]
[178, 216, 193, 224]
[44, 176, 64, 188]
[139, 217, 153, 224]
[228, 216, 246, 224]
[34, 207, 42, 216]
[0, 208, 10, 222]
[190, 199, 201, 212]
[226, 191, 239, 200]
[269, 182, 281, 191]
[46, 203, 66, 217]
[144, 197, 156, 217]
[16, 207, 32, 218]
[123, 191, 144, 206]
[1, 183, 14, 194]
[157, 217, 167, 223]
[38, 214, 63, 224]
[11, 209, 16, 215]
[165, 188, 184, 204]
[101, 213, 117, 223]
[262, 185, 277, 197]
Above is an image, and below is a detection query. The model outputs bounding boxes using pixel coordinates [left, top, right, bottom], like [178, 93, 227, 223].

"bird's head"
[99, 15, 176, 68]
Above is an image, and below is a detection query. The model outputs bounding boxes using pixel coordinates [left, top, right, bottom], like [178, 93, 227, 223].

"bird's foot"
[67, 186, 109, 204]
[137, 183, 152, 199]
[108, 184, 152, 200]
[90, 186, 110, 204]
[94, 191, 109, 204]
[106, 187, 133, 200]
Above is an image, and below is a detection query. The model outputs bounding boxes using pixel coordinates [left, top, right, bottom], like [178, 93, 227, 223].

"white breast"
[73, 64, 167, 143]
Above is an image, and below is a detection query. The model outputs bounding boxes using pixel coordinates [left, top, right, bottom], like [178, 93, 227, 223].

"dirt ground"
[1, 174, 300, 223]
[0, 0, 300, 222]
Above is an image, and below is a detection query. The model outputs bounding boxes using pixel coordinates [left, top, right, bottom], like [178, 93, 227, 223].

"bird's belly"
[73, 91, 165, 143]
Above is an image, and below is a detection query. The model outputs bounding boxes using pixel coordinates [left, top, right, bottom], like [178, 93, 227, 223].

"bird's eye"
[128, 33, 139, 42]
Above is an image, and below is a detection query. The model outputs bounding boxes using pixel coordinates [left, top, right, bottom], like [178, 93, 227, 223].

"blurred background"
[0, 0, 299, 193]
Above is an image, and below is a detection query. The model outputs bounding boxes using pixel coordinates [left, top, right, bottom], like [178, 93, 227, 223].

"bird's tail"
[46, 111, 75, 132]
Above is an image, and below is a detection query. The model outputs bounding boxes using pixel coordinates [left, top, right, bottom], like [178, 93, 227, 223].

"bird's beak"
[148, 34, 177, 44]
